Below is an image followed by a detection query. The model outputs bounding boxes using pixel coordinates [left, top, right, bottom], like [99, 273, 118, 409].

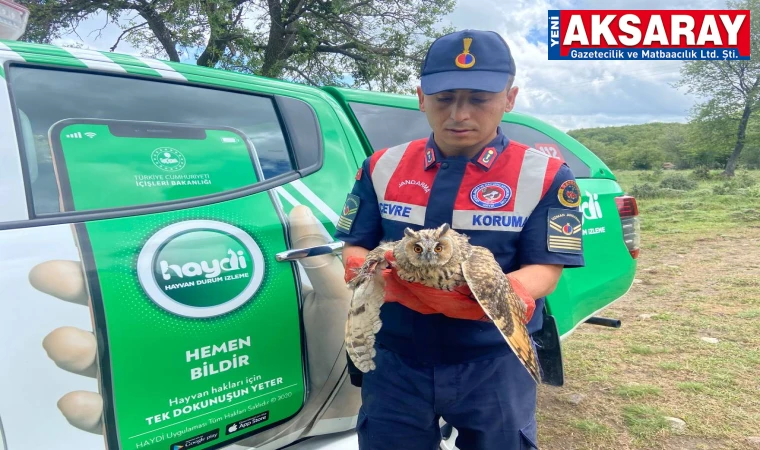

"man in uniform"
[334, 29, 585, 450]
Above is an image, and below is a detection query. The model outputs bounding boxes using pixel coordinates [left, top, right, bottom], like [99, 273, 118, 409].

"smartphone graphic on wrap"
[48, 119, 307, 450]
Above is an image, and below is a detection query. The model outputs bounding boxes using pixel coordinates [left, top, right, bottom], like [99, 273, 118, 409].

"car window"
[9, 66, 296, 216]
[501, 122, 591, 177]
[348, 102, 590, 177]
[498, 122, 591, 178]
[348, 102, 433, 151]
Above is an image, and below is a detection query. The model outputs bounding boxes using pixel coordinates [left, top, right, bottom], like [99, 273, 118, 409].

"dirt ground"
[536, 230, 760, 450]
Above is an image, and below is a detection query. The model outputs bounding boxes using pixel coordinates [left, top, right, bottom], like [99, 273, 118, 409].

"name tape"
[378, 201, 426, 225]
[548, 9, 751, 60]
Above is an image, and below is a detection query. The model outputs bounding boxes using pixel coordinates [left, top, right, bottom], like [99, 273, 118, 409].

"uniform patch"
[424, 147, 435, 169]
[336, 194, 360, 233]
[470, 182, 512, 209]
[477, 147, 497, 169]
[558, 180, 581, 207]
[547, 208, 583, 254]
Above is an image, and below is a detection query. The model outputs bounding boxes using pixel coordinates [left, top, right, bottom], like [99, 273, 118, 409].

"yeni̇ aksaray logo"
[547, 9, 750, 61]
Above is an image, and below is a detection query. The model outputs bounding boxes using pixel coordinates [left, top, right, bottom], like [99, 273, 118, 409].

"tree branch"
[314, 44, 367, 62]
[86, 11, 110, 40]
[283, 0, 307, 25]
[110, 21, 148, 51]
[714, 61, 746, 97]
[134, 0, 180, 61]
[733, 60, 748, 93]
[233, 4, 245, 25]
[284, 64, 318, 85]
[300, 7, 358, 33]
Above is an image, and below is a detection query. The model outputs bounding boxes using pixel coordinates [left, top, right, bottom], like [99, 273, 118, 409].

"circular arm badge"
[558, 180, 581, 208]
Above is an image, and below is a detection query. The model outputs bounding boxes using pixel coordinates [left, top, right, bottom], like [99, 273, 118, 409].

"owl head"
[399, 223, 463, 267]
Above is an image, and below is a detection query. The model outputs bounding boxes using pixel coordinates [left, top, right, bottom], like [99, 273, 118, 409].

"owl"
[344, 223, 541, 384]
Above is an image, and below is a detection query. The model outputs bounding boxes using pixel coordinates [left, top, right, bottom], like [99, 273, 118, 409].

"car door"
[0, 48, 356, 450]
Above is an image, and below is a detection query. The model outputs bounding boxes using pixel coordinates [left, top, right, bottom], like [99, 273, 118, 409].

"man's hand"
[30, 205, 352, 436]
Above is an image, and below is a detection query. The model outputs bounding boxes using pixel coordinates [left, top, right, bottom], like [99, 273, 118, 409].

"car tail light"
[615, 195, 640, 259]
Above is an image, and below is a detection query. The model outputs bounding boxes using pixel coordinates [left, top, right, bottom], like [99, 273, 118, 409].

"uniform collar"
[423, 127, 509, 171]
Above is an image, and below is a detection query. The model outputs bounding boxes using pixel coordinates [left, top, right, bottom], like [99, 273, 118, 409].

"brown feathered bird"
[345, 223, 541, 384]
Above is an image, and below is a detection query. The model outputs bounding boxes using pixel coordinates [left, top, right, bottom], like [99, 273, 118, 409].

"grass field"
[536, 169, 760, 450]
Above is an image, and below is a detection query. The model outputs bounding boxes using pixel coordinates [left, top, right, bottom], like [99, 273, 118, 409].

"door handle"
[275, 241, 345, 262]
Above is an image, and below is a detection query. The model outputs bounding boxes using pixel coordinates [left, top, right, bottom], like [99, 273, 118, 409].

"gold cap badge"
[455, 37, 476, 69]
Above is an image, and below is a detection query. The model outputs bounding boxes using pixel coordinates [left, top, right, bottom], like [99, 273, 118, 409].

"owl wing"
[461, 245, 542, 384]
[344, 242, 395, 373]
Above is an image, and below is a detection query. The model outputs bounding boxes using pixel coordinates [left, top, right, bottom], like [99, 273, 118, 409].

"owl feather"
[344, 242, 395, 372]
[345, 223, 542, 383]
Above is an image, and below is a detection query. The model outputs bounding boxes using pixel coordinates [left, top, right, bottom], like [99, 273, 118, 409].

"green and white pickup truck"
[0, 37, 639, 450]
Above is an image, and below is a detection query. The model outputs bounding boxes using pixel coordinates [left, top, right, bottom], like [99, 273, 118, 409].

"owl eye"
[434, 244, 443, 253]
[414, 244, 423, 253]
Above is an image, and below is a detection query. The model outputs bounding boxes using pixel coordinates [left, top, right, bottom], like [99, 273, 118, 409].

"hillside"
[566, 121, 760, 171]
[566, 122, 690, 170]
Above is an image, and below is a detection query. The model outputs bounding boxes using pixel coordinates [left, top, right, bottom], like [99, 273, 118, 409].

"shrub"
[746, 186, 760, 198]
[713, 180, 737, 195]
[630, 183, 661, 199]
[629, 183, 686, 199]
[642, 167, 664, 182]
[659, 173, 698, 191]
[691, 165, 712, 180]
[736, 171, 757, 188]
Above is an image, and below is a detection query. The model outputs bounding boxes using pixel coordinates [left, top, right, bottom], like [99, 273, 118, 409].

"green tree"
[681, 106, 738, 168]
[18, 0, 456, 93]
[673, 0, 760, 176]
[657, 124, 688, 167]
[739, 115, 760, 168]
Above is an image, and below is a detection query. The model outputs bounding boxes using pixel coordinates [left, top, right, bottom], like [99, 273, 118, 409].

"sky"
[48, 0, 730, 132]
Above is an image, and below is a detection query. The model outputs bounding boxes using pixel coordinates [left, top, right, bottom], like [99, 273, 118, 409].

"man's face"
[417, 86, 518, 156]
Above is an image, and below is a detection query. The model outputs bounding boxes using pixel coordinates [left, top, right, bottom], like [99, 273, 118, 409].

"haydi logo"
[137, 220, 265, 318]
[582, 191, 603, 221]
[548, 9, 750, 61]
[159, 249, 248, 281]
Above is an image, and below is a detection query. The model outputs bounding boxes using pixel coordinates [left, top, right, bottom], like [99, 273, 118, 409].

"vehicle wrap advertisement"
[48, 121, 306, 450]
